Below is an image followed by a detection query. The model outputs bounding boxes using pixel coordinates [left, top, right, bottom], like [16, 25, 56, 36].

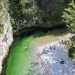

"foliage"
[0, 1, 4, 33]
[8, 0, 69, 30]
[20, 0, 44, 25]
[68, 44, 75, 59]
[65, 36, 75, 59]
[62, 0, 75, 33]
[68, 35, 75, 59]
[8, 0, 43, 31]
[36, 0, 69, 26]
[0, 26, 3, 33]
[62, 0, 75, 59]
[0, 0, 9, 33]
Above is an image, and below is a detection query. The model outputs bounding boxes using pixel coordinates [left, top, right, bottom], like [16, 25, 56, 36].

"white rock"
[0, 12, 13, 73]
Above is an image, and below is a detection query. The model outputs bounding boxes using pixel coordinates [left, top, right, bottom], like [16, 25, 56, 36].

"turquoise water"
[6, 36, 35, 75]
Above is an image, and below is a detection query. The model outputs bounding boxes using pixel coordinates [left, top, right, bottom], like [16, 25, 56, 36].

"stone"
[0, 12, 13, 73]
[0, 48, 3, 56]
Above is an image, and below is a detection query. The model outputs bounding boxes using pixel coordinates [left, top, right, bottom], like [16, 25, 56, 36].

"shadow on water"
[33, 28, 68, 38]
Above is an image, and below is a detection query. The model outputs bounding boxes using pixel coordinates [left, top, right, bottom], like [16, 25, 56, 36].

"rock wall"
[0, 12, 13, 73]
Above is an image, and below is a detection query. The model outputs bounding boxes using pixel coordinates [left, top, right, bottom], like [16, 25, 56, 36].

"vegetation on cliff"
[62, 0, 75, 59]
[0, 1, 4, 33]
[0, 0, 9, 33]
[7, 0, 70, 32]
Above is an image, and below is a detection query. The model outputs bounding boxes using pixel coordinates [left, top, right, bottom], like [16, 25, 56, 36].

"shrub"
[68, 45, 75, 59]
[62, 0, 75, 33]
[0, 1, 4, 33]
[62, 0, 75, 59]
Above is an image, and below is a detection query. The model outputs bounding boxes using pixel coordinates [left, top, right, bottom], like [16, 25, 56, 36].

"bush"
[62, 0, 75, 59]
[68, 45, 75, 59]
[0, 26, 3, 33]
[62, 0, 75, 33]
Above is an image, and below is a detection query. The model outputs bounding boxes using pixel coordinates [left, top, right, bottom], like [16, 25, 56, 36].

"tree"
[62, 0, 75, 59]
[62, 0, 75, 33]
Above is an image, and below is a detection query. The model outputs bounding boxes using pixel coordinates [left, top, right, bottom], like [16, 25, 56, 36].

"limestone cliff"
[0, 2, 13, 73]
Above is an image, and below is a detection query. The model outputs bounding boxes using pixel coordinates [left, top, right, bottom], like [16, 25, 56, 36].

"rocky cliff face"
[0, 8, 13, 74]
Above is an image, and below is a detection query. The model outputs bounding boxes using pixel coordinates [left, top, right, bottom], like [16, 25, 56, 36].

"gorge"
[0, 0, 75, 75]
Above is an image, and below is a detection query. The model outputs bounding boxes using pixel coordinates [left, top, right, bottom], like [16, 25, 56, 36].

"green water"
[6, 36, 35, 75]
[6, 29, 68, 75]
